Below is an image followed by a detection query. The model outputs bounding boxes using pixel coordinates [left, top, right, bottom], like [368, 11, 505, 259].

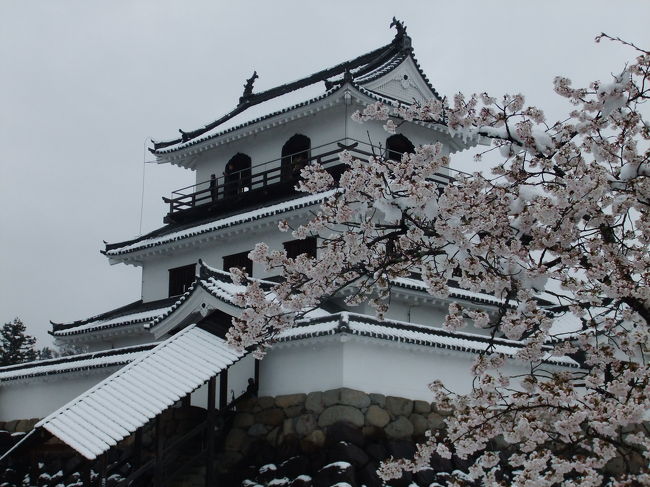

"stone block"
[15, 419, 38, 433]
[248, 424, 269, 437]
[305, 391, 325, 413]
[275, 393, 306, 409]
[257, 396, 276, 409]
[326, 422, 364, 447]
[413, 400, 431, 414]
[339, 388, 370, 408]
[361, 425, 385, 441]
[365, 405, 390, 428]
[369, 393, 386, 408]
[317, 405, 364, 428]
[409, 413, 428, 436]
[255, 407, 285, 426]
[295, 413, 318, 437]
[385, 416, 414, 439]
[385, 396, 413, 417]
[427, 411, 446, 430]
[301, 429, 326, 451]
[224, 427, 247, 451]
[285, 405, 303, 418]
[233, 413, 255, 428]
[266, 426, 281, 445]
[282, 418, 295, 436]
[235, 396, 259, 413]
[322, 388, 340, 407]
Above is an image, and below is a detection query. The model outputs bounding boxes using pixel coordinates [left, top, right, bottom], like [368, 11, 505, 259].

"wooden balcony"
[162, 138, 454, 224]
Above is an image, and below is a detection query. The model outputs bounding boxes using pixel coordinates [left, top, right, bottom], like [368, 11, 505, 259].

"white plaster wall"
[193, 105, 349, 187]
[259, 336, 530, 401]
[259, 340, 343, 397]
[82, 333, 154, 352]
[0, 371, 116, 421]
[141, 216, 314, 302]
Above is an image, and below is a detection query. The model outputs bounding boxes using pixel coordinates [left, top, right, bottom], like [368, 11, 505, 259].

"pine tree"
[0, 318, 38, 366]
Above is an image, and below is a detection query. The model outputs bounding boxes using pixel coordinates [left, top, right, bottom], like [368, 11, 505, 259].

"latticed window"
[386, 134, 415, 161]
[284, 237, 317, 259]
[223, 251, 253, 276]
[168, 264, 196, 297]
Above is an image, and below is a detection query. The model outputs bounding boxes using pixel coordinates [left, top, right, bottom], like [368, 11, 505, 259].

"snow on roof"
[34, 325, 244, 459]
[147, 260, 330, 332]
[154, 83, 341, 155]
[392, 277, 508, 307]
[0, 344, 156, 383]
[51, 298, 177, 337]
[105, 190, 334, 258]
[277, 312, 578, 368]
[150, 33, 411, 155]
[53, 307, 171, 337]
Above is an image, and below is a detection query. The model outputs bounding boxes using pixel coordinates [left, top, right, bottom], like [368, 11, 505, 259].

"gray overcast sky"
[1, 1, 648, 345]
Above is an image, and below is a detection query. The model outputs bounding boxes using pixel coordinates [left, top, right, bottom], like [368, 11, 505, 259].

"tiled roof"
[277, 312, 579, 368]
[104, 190, 334, 258]
[146, 260, 330, 333]
[151, 24, 440, 156]
[0, 344, 156, 383]
[51, 297, 177, 337]
[34, 325, 244, 459]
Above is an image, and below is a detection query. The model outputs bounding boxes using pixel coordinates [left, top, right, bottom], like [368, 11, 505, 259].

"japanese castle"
[0, 21, 576, 487]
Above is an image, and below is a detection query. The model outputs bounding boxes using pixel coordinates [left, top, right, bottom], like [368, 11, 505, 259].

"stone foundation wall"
[222, 387, 449, 466]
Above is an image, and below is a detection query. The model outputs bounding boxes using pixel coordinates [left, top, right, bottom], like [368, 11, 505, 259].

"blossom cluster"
[228, 36, 650, 485]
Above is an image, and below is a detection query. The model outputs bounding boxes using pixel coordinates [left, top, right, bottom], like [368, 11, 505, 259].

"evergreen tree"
[0, 318, 38, 366]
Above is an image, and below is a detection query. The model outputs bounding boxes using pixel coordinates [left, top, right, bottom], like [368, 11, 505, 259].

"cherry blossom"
[228, 35, 650, 485]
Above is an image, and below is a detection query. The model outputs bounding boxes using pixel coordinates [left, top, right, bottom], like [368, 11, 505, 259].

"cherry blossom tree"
[228, 35, 650, 486]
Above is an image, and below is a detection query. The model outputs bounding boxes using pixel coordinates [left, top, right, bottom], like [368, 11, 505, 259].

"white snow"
[34, 325, 244, 459]
[107, 190, 335, 257]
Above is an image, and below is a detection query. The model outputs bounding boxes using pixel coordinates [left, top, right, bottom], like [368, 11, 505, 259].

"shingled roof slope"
[0, 344, 156, 383]
[50, 297, 177, 336]
[151, 20, 440, 156]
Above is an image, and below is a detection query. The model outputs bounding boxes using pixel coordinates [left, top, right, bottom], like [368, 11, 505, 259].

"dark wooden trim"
[219, 370, 228, 410]
[155, 415, 164, 487]
[206, 376, 216, 487]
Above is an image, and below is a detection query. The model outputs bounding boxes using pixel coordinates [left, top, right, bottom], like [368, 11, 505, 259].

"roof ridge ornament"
[239, 71, 259, 104]
[390, 17, 411, 50]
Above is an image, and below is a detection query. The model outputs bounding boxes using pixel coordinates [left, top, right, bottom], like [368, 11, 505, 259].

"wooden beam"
[219, 370, 228, 410]
[206, 376, 217, 487]
[154, 415, 164, 487]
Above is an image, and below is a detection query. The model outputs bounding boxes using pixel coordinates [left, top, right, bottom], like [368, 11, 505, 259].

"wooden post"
[134, 427, 143, 467]
[254, 359, 260, 390]
[97, 454, 107, 487]
[205, 376, 216, 487]
[154, 415, 164, 487]
[182, 393, 191, 408]
[219, 370, 228, 410]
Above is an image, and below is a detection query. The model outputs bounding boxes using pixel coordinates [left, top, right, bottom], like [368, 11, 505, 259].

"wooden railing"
[162, 138, 457, 224]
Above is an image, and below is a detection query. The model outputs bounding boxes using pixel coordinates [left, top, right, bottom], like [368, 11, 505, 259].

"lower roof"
[33, 325, 244, 460]
[0, 344, 157, 383]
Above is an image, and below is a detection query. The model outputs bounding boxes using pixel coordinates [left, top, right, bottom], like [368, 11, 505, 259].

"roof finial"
[240, 71, 259, 104]
[390, 17, 411, 49]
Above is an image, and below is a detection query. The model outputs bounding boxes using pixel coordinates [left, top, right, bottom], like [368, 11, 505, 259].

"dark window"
[386, 134, 415, 161]
[281, 134, 311, 181]
[224, 153, 252, 198]
[168, 264, 196, 297]
[223, 251, 253, 276]
[284, 237, 317, 259]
